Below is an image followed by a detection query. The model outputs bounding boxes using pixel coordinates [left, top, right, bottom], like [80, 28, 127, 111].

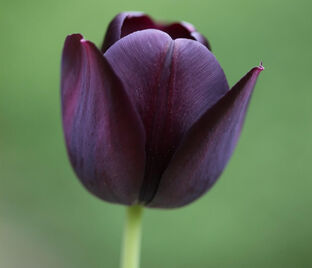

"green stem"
[120, 205, 144, 268]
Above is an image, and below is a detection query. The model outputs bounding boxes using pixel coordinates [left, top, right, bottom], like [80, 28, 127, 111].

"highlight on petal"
[101, 12, 211, 52]
[104, 29, 229, 204]
[149, 66, 263, 208]
[61, 34, 145, 205]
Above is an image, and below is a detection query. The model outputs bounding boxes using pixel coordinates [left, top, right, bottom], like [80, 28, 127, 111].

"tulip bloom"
[61, 12, 263, 209]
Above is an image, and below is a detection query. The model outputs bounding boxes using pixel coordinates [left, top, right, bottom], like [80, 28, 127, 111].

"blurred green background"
[1, 0, 311, 267]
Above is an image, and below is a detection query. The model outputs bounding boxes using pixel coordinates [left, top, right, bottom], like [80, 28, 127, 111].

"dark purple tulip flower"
[61, 12, 263, 209]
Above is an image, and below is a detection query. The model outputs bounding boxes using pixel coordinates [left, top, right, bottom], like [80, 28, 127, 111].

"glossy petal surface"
[101, 12, 210, 52]
[105, 29, 229, 203]
[61, 34, 145, 205]
[149, 66, 263, 208]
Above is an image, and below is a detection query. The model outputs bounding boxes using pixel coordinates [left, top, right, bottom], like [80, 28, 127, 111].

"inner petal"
[121, 16, 199, 41]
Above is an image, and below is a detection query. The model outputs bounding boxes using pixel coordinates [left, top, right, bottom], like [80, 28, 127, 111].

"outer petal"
[149, 66, 264, 208]
[104, 30, 229, 204]
[101, 12, 211, 52]
[61, 34, 145, 205]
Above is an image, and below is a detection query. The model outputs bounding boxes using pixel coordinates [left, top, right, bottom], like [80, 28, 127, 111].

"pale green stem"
[120, 205, 144, 268]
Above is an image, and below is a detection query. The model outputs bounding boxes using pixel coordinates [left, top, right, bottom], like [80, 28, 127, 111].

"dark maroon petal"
[61, 34, 145, 205]
[101, 12, 155, 52]
[149, 66, 264, 208]
[101, 12, 211, 52]
[190, 31, 211, 50]
[104, 29, 229, 204]
[161, 22, 211, 50]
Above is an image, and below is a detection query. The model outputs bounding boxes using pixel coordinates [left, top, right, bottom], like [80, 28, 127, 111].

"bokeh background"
[1, 0, 311, 267]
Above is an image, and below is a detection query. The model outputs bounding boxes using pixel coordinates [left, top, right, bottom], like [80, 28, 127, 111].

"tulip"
[61, 11, 263, 208]
[61, 12, 263, 268]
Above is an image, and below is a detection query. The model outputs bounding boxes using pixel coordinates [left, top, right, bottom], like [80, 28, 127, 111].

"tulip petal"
[101, 12, 211, 52]
[105, 29, 229, 203]
[149, 66, 263, 208]
[161, 23, 211, 50]
[101, 12, 154, 52]
[61, 34, 145, 205]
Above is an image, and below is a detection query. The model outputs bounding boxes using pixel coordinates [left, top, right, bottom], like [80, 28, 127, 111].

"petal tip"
[64, 34, 93, 51]
[259, 61, 264, 70]
[79, 39, 94, 48]
[78, 38, 99, 52]
[66, 33, 84, 42]
[258, 61, 265, 71]
[249, 62, 264, 78]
